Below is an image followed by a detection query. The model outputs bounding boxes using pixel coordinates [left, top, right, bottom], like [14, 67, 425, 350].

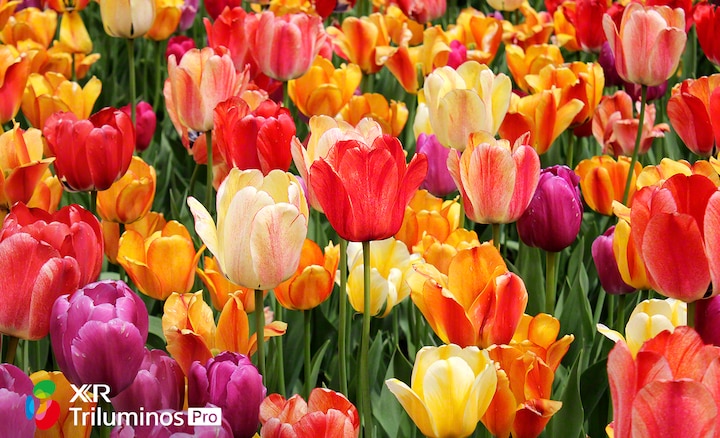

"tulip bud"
[50, 280, 149, 397]
[592, 226, 635, 295]
[517, 165, 583, 252]
[120, 101, 157, 152]
[111, 348, 185, 412]
[188, 352, 265, 438]
[696, 296, 720, 346]
[165, 35, 195, 63]
[415, 134, 458, 197]
[98, 0, 157, 39]
[0, 364, 36, 436]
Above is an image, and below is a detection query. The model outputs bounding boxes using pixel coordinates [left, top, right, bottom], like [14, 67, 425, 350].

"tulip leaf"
[147, 315, 166, 350]
[309, 339, 331, 391]
[580, 358, 610, 436]
[510, 241, 545, 315]
[23, 336, 50, 374]
[547, 353, 584, 438]
[376, 349, 414, 438]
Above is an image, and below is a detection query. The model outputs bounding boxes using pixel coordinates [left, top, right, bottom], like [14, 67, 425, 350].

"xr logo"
[25, 380, 60, 430]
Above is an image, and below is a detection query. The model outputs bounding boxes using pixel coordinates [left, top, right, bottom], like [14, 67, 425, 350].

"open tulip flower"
[339, 93, 409, 138]
[667, 74, 720, 157]
[395, 189, 461, 251]
[407, 243, 528, 348]
[274, 239, 339, 311]
[505, 44, 564, 93]
[575, 155, 641, 215]
[327, 14, 392, 75]
[0, 44, 30, 124]
[288, 56, 362, 118]
[259, 388, 360, 437]
[637, 157, 720, 189]
[197, 255, 254, 312]
[96, 156, 156, 224]
[385, 344, 498, 438]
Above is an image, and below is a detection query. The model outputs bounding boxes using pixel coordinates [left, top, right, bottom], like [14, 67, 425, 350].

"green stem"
[205, 130, 214, 213]
[616, 294, 627, 333]
[607, 294, 616, 331]
[545, 251, 558, 315]
[274, 303, 286, 396]
[338, 238, 349, 396]
[566, 131, 575, 169]
[492, 223, 501, 251]
[361, 73, 375, 95]
[255, 289, 266, 382]
[360, 241, 374, 438]
[622, 85, 646, 206]
[188, 162, 200, 198]
[126, 38, 136, 128]
[3, 335, 19, 365]
[687, 299, 696, 328]
[89, 190, 97, 214]
[304, 309, 312, 400]
[152, 39, 164, 118]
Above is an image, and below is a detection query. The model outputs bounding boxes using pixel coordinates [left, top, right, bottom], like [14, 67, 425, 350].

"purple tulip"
[591, 226, 635, 295]
[517, 165, 583, 252]
[50, 280, 149, 397]
[188, 352, 265, 438]
[111, 349, 185, 413]
[111, 406, 233, 438]
[0, 364, 36, 437]
[415, 133, 458, 197]
[179, 0, 199, 31]
[446, 40, 468, 70]
[696, 296, 720, 347]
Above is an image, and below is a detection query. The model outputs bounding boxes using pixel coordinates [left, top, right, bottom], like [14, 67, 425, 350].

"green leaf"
[547, 353, 584, 438]
[510, 241, 545, 315]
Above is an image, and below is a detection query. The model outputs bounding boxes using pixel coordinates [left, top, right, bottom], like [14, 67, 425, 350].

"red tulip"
[694, 1, 720, 66]
[667, 74, 720, 157]
[309, 134, 427, 242]
[395, 0, 446, 23]
[43, 107, 135, 192]
[214, 97, 295, 175]
[205, 7, 257, 76]
[569, 0, 608, 52]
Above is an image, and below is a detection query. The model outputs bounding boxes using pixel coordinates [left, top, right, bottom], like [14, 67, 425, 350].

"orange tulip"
[413, 228, 481, 274]
[407, 244, 528, 348]
[591, 90, 669, 157]
[505, 43, 564, 92]
[30, 370, 94, 438]
[449, 9, 504, 64]
[197, 255, 254, 312]
[0, 0, 19, 31]
[327, 13, 393, 74]
[288, 56, 362, 118]
[552, 2, 580, 52]
[117, 220, 201, 300]
[667, 74, 720, 157]
[26, 169, 62, 214]
[0, 124, 53, 218]
[448, 132, 540, 224]
[1, 7, 57, 48]
[394, 189, 461, 251]
[338, 93, 408, 138]
[502, 3, 554, 49]
[21, 72, 102, 131]
[602, 3, 686, 87]
[612, 216, 651, 291]
[638, 157, 720, 189]
[96, 156, 156, 224]
[56, 11, 92, 54]
[30, 45, 101, 80]
[101, 211, 166, 264]
[0, 45, 30, 124]
[146, 0, 182, 41]
[274, 239, 339, 311]
[574, 155, 641, 215]
[499, 88, 584, 155]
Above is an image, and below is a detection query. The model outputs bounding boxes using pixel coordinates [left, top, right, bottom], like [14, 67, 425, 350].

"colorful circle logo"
[25, 380, 61, 430]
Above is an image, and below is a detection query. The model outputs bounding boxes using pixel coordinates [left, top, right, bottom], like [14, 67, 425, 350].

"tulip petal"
[706, 191, 720, 296]
[607, 340, 636, 438]
[187, 196, 219, 261]
[385, 379, 435, 438]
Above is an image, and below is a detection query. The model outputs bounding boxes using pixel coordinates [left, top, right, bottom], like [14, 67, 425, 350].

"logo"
[25, 380, 61, 430]
[69, 383, 111, 403]
[188, 407, 223, 426]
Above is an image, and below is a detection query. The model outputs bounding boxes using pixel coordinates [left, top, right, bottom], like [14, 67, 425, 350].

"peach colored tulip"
[448, 132, 540, 224]
[188, 168, 308, 290]
[574, 155, 641, 215]
[407, 244, 528, 348]
[96, 156, 156, 224]
[602, 3, 686, 86]
[275, 239, 339, 311]
[117, 220, 201, 300]
[288, 56, 362, 118]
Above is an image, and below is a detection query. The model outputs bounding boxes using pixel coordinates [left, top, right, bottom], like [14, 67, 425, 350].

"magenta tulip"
[592, 226, 635, 295]
[0, 364, 36, 437]
[415, 133, 458, 197]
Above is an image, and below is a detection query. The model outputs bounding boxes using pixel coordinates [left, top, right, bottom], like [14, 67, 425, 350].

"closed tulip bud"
[98, 0, 157, 39]
[178, 0, 198, 30]
[120, 101, 157, 152]
[386, 344, 498, 438]
[592, 226, 635, 295]
[50, 280, 149, 397]
[696, 296, 720, 346]
[165, 35, 195, 63]
[145, 0, 182, 41]
[97, 156, 156, 224]
[188, 352, 266, 438]
[575, 155, 641, 215]
[111, 348, 185, 412]
[415, 134, 458, 197]
[517, 165, 583, 252]
[667, 75, 720, 158]
[43, 107, 135, 192]
[204, 7, 256, 75]
[0, 364, 36, 437]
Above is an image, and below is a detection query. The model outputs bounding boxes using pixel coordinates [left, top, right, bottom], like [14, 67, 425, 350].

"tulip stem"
[545, 251, 558, 315]
[205, 130, 214, 213]
[3, 335, 19, 365]
[566, 131, 575, 169]
[152, 40, 164, 123]
[616, 294, 626, 333]
[338, 238, 349, 396]
[492, 223, 501, 251]
[622, 85, 646, 206]
[688, 300, 696, 328]
[255, 289, 266, 381]
[360, 240, 374, 438]
[274, 303, 286, 396]
[126, 38, 136, 128]
[89, 190, 97, 214]
[304, 309, 312, 399]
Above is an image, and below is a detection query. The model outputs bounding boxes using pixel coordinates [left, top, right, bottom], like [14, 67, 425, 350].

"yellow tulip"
[96, 156, 156, 224]
[386, 344, 498, 438]
[505, 43, 564, 92]
[21, 72, 101, 131]
[145, 0, 182, 41]
[338, 93, 408, 138]
[288, 56, 362, 118]
[98, 0, 156, 39]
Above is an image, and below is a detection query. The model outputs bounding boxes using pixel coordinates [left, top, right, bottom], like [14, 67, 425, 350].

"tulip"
[204, 7, 256, 75]
[517, 165, 583, 252]
[188, 352, 266, 438]
[326, 14, 392, 74]
[694, 1, 720, 66]
[503, 3, 554, 49]
[0, 45, 30, 124]
[111, 408, 234, 437]
[394, 189, 461, 251]
[43, 107, 135, 192]
[340, 94, 409, 138]
[0, 0, 18, 30]
[188, 168, 308, 290]
[259, 388, 360, 438]
[0, 124, 53, 218]
[413, 228, 481, 275]
[50, 280, 149, 397]
[165, 35, 195, 63]
[667, 74, 720, 157]
[21, 72, 102, 132]
[29, 370, 95, 437]
[165, 47, 248, 133]
[120, 101, 157, 152]
[102, 211, 166, 264]
[197, 256, 254, 311]
[395, 0, 445, 22]
[309, 133, 427, 242]
[591, 90, 669, 157]
[117, 220, 200, 300]
[553, 3, 581, 52]
[214, 97, 295, 175]
[98, 0, 156, 38]
[27, 169, 62, 215]
[570, 0, 608, 52]
[637, 157, 720, 189]
[288, 56, 362, 118]
[607, 327, 720, 438]
[602, 3, 686, 87]
[407, 244, 528, 348]
[204, 0, 239, 19]
[696, 296, 720, 346]
[422, 61, 511, 150]
[96, 156, 156, 224]
[414, 134, 458, 197]
[244, 11, 327, 81]
[505, 44, 564, 93]
[510, 313, 574, 371]
[386, 344, 498, 438]
[574, 155, 641, 215]
[0, 364, 37, 437]
[111, 348, 185, 412]
[145, 0, 182, 41]
[612, 215, 651, 291]
[448, 132, 540, 225]
[0, 203, 103, 339]
[274, 239, 339, 311]
[1, 7, 56, 48]
[592, 226, 635, 295]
